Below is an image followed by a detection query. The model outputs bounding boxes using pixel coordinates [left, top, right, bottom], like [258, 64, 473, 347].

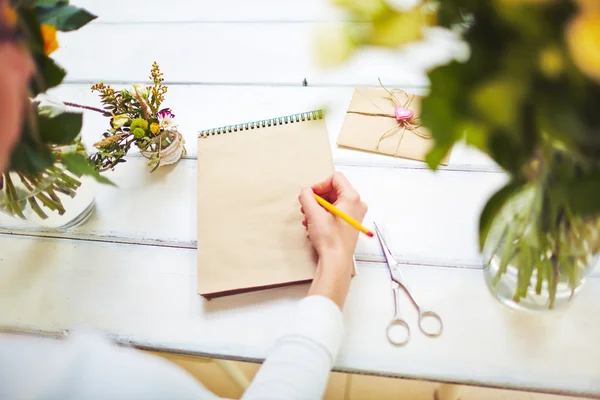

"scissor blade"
[373, 222, 399, 268]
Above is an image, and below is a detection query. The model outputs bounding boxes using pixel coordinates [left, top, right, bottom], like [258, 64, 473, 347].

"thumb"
[298, 187, 325, 218]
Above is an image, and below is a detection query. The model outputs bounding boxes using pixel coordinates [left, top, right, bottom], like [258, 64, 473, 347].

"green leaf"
[30, 55, 66, 96]
[61, 153, 115, 186]
[479, 180, 524, 251]
[35, 0, 67, 6]
[17, 8, 44, 55]
[36, 4, 97, 32]
[38, 112, 83, 145]
[369, 8, 424, 47]
[9, 107, 55, 174]
[425, 141, 453, 169]
[556, 172, 600, 217]
[487, 132, 523, 174]
[9, 137, 54, 174]
[470, 76, 525, 129]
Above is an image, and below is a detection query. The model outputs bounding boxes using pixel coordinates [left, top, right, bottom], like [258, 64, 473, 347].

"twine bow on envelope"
[347, 79, 432, 157]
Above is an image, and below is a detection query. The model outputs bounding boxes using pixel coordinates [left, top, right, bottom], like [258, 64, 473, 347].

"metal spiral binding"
[198, 110, 324, 138]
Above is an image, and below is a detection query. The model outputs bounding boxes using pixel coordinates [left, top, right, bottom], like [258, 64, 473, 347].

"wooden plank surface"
[54, 24, 464, 87]
[0, 157, 507, 269]
[0, 235, 598, 397]
[48, 84, 498, 171]
[74, 0, 344, 22]
[2, 1, 598, 396]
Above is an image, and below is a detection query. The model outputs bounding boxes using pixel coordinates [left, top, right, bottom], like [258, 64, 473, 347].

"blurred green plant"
[1, 0, 109, 221]
[322, 0, 600, 308]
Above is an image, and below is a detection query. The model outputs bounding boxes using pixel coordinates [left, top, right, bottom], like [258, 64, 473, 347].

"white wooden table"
[1, 1, 599, 398]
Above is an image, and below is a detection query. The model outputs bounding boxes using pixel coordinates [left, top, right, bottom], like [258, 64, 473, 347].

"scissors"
[374, 222, 443, 346]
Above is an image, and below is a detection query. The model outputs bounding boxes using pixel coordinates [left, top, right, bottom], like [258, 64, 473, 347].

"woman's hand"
[298, 172, 368, 309]
[0, 43, 34, 173]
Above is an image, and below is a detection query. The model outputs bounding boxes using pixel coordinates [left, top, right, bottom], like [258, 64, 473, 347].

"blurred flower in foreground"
[0, 1, 18, 29]
[332, 0, 387, 17]
[317, 1, 426, 67]
[316, 24, 357, 67]
[576, 0, 600, 12]
[538, 46, 564, 79]
[567, 11, 600, 82]
[41, 24, 59, 55]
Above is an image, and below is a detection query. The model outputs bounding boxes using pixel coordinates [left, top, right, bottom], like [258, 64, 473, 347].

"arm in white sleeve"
[242, 295, 344, 400]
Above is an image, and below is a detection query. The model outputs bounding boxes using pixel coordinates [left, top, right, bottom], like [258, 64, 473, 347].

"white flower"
[158, 113, 178, 132]
[132, 83, 150, 99]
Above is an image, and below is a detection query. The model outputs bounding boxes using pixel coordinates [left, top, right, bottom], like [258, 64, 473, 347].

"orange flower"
[0, 1, 18, 29]
[576, 0, 600, 12]
[40, 24, 59, 56]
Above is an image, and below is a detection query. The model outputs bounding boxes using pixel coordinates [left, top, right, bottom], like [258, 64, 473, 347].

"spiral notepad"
[197, 111, 334, 298]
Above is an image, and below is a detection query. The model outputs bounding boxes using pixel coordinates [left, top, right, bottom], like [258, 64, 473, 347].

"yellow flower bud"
[150, 122, 160, 135]
[567, 11, 600, 82]
[539, 47, 564, 79]
[41, 24, 59, 56]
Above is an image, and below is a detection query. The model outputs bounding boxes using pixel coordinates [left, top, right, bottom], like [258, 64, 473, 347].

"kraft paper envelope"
[197, 112, 335, 298]
[337, 87, 451, 165]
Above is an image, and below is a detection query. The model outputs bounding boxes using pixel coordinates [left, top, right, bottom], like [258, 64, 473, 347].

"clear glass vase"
[483, 188, 598, 312]
[0, 167, 96, 230]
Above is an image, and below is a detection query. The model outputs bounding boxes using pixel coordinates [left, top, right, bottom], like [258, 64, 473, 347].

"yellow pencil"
[314, 194, 373, 238]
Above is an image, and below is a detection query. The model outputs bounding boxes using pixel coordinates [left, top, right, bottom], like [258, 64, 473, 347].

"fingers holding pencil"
[299, 173, 369, 256]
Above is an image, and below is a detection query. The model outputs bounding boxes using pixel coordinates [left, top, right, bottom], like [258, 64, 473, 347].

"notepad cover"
[197, 113, 334, 298]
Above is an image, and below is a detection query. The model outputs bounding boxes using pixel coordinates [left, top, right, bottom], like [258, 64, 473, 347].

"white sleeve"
[242, 295, 344, 400]
[0, 330, 220, 400]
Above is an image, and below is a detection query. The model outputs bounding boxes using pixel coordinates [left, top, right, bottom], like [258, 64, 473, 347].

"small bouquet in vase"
[86, 62, 186, 173]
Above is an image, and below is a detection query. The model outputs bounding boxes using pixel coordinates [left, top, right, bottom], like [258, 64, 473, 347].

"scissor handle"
[417, 310, 443, 338]
[386, 318, 410, 346]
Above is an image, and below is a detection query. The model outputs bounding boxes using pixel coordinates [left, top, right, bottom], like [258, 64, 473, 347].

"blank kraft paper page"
[197, 112, 334, 297]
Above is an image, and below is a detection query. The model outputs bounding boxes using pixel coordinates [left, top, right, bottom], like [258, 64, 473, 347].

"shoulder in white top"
[0, 295, 344, 400]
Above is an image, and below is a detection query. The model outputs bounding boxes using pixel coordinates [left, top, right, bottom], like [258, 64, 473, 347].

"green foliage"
[3, 0, 104, 220]
[130, 118, 148, 133]
[412, 1, 600, 232]
[31, 56, 67, 96]
[132, 128, 145, 139]
[326, 0, 600, 302]
[35, 2, 97, 32]
[61, 153, 114, 186]
[88, 63, 179, 173]
[37, 112, 83, 145]
[316, 0, 431, 66]
[9, 106, 81, 174]
[479, 180, 525, 251]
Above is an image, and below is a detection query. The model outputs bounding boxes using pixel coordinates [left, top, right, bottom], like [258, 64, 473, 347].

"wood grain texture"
[74, 0, 344, 22]
[53, 23, 464, 87]
[0, 235, 598, 397]
[1, 1, 596, 396]
[48, 84, 498, 171]
[0, 157, 508, 269]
